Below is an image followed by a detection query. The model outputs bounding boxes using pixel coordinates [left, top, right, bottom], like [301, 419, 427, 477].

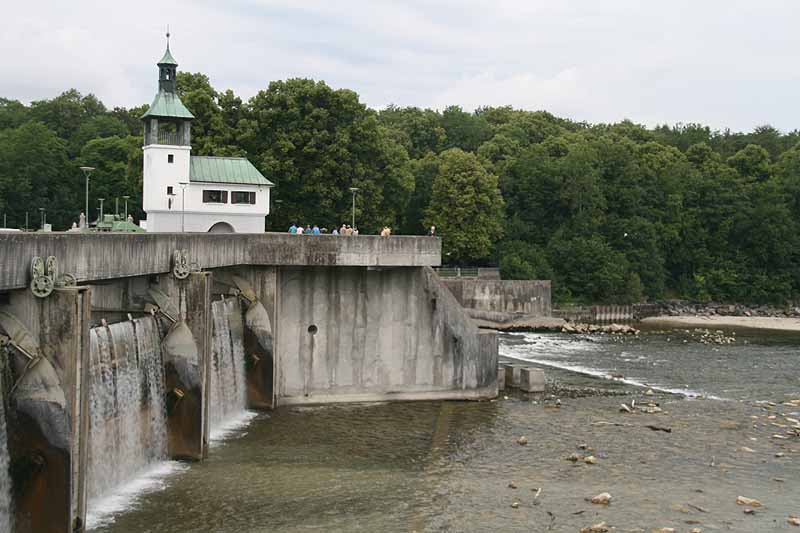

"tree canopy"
[2, 77, 800, 304]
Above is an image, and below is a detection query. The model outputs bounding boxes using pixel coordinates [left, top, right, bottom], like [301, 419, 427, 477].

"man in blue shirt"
[312, 224, 321, 235]
[289, 224, 297, 234]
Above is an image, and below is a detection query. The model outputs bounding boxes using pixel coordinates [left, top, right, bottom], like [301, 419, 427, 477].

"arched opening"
[208, 222, 235, 233]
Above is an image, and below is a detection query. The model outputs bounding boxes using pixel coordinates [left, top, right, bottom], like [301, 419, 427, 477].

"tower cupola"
[158, 34, 179, 93]
[141, 32, 194, 146]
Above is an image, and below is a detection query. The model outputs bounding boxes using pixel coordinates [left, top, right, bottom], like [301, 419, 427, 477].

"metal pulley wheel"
[56, 273, 77, 287]
[31, 274, 54, 298]
[173, 250, 190, 280]
[30, 256, 54, 298]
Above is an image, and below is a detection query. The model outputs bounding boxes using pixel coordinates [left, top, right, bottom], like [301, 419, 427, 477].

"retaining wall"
[442, 279, 551, 317]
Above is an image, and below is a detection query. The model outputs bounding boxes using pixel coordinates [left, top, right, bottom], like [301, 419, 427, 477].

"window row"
[203, 190, 256, 205]
[165, 187, 256, 205]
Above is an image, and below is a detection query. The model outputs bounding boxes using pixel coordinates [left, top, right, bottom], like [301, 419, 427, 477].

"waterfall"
[87, 316, 168, 502]
[0, 376, 12, 533]
[209, 298, 248, 434]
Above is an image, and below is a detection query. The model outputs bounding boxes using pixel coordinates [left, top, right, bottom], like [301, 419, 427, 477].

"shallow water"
[502, 327, 800, 402]
[90, 329, 800, 532]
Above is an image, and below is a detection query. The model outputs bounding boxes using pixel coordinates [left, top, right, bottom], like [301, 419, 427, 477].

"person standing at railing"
[427, 225, 436, 236]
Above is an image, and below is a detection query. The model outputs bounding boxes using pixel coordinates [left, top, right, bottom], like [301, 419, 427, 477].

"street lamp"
[349, 187, 359, 229]
[179, 182, 188, 232]
[79, 166, 95, 229]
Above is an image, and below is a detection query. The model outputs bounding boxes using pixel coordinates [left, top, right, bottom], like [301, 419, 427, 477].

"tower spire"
[166, 25, 170, 50]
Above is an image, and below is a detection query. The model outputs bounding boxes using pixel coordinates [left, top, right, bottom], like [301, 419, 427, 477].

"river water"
[90, 326, 800, 532]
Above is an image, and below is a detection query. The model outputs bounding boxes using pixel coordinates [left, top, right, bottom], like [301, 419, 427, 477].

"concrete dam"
[0, 233, 498, 532]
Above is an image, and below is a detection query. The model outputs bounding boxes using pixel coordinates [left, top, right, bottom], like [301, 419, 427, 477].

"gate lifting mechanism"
[30, 256, 76, 298]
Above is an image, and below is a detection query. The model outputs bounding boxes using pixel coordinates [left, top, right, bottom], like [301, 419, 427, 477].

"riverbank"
[642, 315, 800, 332]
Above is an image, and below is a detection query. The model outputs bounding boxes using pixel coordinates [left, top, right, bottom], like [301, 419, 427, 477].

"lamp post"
[98, 198, 105, 224]
[179, 182, 188, 232]
[79, 166, 95, 229]
[349, 187, 359, 229]
[122, 195, 130, 221]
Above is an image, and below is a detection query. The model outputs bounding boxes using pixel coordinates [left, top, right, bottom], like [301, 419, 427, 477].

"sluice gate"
[0, 233, 498, 532]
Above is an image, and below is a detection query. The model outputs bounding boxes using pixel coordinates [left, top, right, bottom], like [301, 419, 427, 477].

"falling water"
[209, 298, 248, 435]
[0, 375, 12, 533]
[87, 317, 168, 503]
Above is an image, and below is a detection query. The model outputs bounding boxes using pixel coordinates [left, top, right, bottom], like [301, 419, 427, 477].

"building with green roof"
[141, 36, 273, 233]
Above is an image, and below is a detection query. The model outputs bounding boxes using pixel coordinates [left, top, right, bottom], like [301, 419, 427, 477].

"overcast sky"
[2, 0, 799, 132]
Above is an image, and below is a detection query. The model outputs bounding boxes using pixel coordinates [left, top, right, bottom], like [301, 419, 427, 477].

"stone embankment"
[658, 301, 800, 318]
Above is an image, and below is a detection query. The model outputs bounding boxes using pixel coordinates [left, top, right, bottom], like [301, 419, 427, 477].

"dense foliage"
[2, 75, 799, 304]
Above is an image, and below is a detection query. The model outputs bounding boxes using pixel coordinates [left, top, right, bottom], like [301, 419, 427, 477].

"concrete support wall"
[442, 279, 551, 317]
[1, 287, 90, 533]
[275, 266, 497, 404]
[154, 272, 211, 460]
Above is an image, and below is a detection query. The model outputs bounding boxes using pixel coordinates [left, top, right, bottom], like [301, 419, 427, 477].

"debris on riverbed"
[788, 515, 800, 526]
[517, 436, 528, 445]
[590, 492, 612, 505]
[736, 496, 762, 507]
[561, 323, 639, 335]
[580, 522, 609, 533]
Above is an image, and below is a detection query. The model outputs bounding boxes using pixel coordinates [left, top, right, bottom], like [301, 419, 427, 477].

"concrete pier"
[1, 288, 90, 533]
[520, 368, 545, 393]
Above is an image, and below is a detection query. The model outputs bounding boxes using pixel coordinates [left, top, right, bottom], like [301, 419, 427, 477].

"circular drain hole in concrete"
[308, 324, 318, 335]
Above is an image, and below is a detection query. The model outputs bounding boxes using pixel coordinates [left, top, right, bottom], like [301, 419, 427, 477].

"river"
[90, 326, 800, 532]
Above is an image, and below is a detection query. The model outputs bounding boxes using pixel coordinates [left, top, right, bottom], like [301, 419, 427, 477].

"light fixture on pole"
[79, 166, 95, 229]
[349, 187, 359, 229]
[179, 182, 188, 232]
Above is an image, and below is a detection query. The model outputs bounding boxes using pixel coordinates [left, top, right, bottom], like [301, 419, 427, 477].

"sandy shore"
[642, 314, 800, 332]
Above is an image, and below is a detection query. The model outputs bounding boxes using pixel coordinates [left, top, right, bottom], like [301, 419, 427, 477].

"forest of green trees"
[1, 73, 799, 305]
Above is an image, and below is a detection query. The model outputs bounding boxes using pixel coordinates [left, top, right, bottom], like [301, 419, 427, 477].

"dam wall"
[442, 279, 551, 318]
[0, 233, 495, 533]
[277, 266, 497, 404]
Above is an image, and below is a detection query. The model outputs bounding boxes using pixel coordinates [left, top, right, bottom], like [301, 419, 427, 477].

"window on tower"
[168, 154, 174, 163]
[167, 186, 174, 195]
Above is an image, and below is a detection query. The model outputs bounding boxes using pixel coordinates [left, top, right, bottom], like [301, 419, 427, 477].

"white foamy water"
[87, 317, 170, 512]
[210, 299, 249, 432]
[501, 332, 726, 400]
[86, 460, 187, 529]
[0, 378, 12, 533]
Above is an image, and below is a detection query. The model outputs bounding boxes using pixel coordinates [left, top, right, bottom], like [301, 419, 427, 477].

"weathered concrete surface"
[276, 266, 497, 404]
[1, 288, 90, 533]
[442, 279, 551, 317]
[156, 272, 210, 460]
[520, 368, 545, 393]
[0, 233, 441, 291]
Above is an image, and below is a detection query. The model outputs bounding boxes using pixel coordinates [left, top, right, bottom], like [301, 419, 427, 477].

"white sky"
[2, 0, 800, 132]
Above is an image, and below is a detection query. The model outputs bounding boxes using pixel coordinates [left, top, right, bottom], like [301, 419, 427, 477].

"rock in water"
[517, 436, 528, 445]
[736, 496, 762, 507]
[591, 492, 612, 505]
[580, 522, 609, 533]
[788, 516, 800, 526]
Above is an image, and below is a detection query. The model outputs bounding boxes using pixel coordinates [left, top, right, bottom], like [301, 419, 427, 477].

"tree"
[0, 122, 74, 229]
[425, 148, 504, 264]
[243, 78, 412, 232]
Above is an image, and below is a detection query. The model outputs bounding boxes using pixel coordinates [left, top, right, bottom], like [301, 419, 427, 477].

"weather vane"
[166, 25, 171, 48]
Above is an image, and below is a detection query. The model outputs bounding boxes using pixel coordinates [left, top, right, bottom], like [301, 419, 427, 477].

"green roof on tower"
[140, 91, 195, 119]
[158, 46, 178, 66]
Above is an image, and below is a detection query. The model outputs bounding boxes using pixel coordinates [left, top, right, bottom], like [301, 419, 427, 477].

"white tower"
[140, 34, 194, 232]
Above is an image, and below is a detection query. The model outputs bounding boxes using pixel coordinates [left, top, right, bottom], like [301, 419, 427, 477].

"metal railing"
[157, 130, 182, 145]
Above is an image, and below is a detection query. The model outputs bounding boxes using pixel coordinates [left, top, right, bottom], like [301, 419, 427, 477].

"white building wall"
[145, 181, 270, 233]
[142, 144, 191, 213]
